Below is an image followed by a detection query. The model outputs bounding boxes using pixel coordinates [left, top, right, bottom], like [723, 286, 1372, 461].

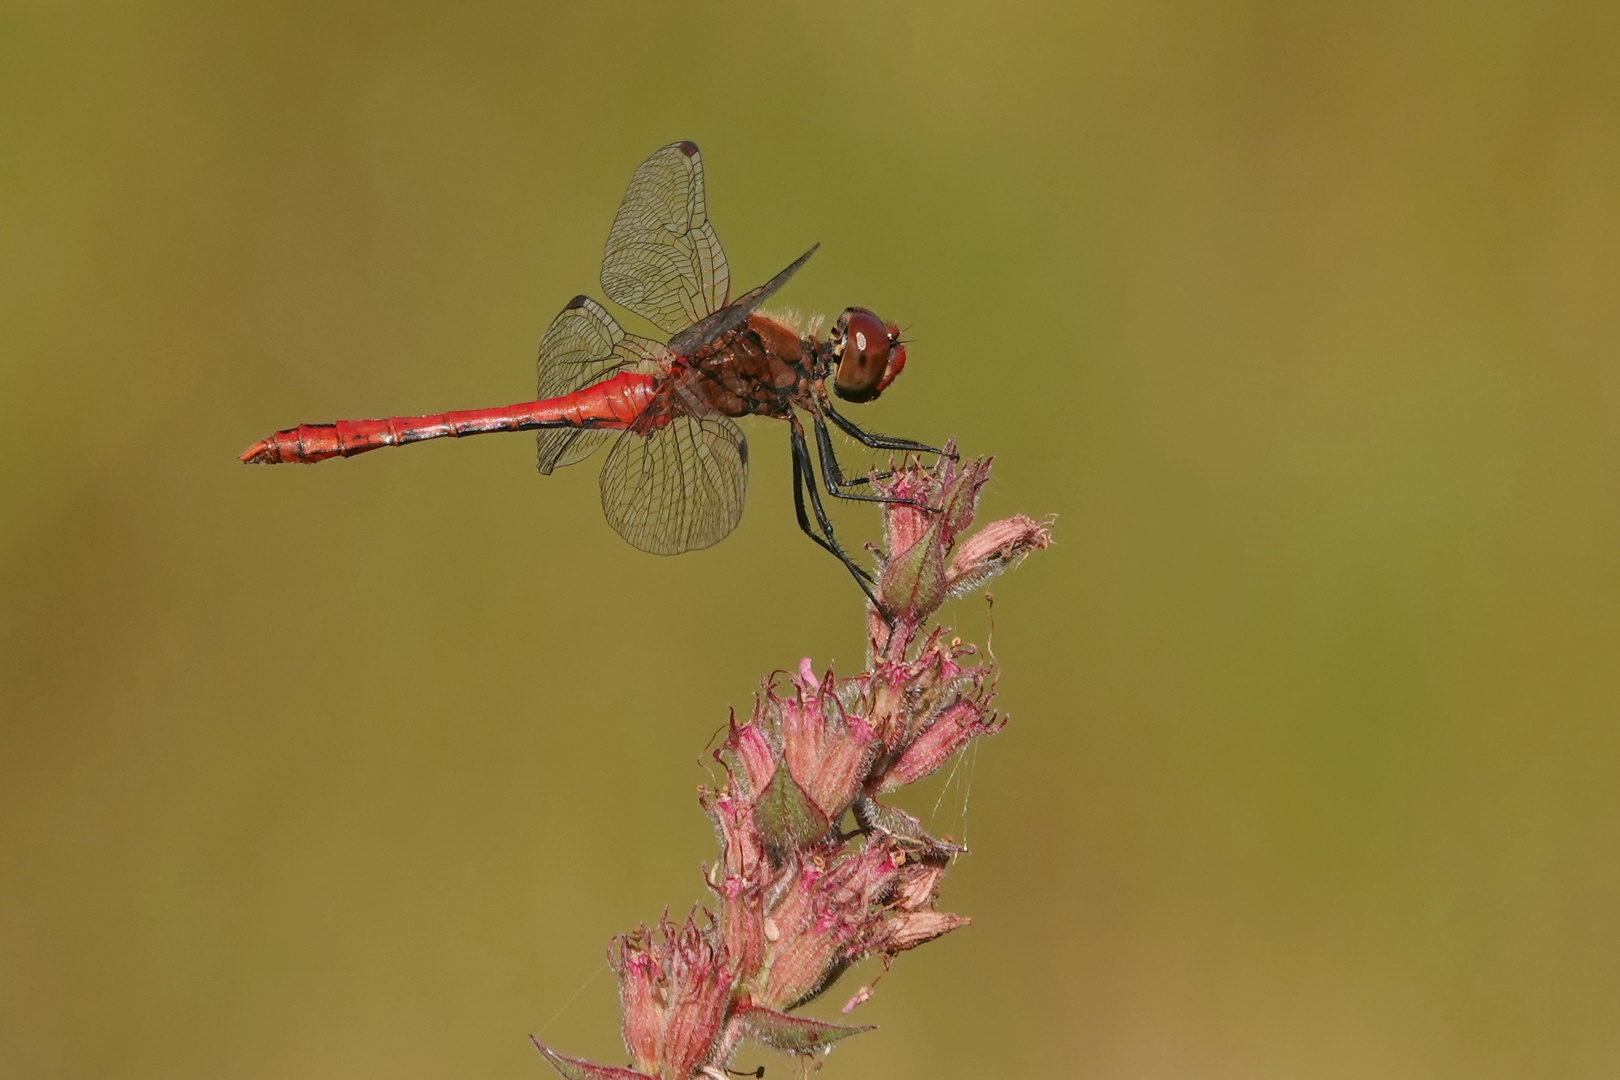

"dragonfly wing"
[599, 413, 748, 555]
[600, 142, 730, 336]
[666, 244, 818, 357]
[535, 295, 666, 474]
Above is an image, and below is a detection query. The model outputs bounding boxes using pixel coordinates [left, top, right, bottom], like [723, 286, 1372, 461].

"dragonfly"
[240, 141, 946, 612]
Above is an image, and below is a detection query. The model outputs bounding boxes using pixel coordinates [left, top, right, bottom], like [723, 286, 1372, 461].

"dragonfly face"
[830, 306, 907, 403]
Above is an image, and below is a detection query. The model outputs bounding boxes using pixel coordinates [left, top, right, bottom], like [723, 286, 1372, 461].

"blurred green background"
[3, 1, 1617, 1077]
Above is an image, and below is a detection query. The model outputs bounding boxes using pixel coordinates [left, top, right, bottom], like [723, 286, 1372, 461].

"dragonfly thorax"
[676, 314, 816, 419]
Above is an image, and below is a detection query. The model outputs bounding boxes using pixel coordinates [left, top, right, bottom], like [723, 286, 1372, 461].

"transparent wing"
[666, 245, 818, 357]
[599, 413, 749, 555]
[535, 295, 665, 474]
[600, 142, 730, 337]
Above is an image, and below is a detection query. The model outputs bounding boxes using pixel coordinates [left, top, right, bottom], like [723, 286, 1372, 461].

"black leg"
[821, 403, 954, 457]
[788, 422, 895, 626]
[825, 472, 884, 487]
[790, 423, 847, 567]
[790, 431, 851, 569]
[813, 416, 933, 510]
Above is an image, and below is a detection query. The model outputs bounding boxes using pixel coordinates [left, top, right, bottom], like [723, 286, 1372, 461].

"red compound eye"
[833, 308, 896, 403]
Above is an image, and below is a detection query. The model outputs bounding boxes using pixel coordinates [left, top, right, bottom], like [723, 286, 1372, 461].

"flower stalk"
[532, 446, 1049, 1079]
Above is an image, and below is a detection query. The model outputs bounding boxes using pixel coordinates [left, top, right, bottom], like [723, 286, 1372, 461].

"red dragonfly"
[241, 142, 944, 609]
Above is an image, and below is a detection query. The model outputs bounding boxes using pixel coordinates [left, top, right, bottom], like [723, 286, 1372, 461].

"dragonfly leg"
[813, 416, 934, 511]
[821, 403, 956, 458]
[789, 442, 856, 575]
[789, 422, 875, 587]
[822, 472, 889, 488]
[789, 422, 894, 624]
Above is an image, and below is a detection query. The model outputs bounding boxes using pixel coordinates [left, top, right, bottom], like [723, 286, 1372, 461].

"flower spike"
[535, 445, 1048, 1080]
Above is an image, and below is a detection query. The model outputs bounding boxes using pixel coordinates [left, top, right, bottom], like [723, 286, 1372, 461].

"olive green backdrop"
[3, 2, 1616, 1077]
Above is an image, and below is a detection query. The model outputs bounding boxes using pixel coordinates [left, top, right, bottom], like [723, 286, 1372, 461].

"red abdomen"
[240, 372, 660, 464]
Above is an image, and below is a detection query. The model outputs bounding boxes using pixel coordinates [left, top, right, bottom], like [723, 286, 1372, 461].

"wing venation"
[600, 142, 731, 336]
[599, 413, 748, 555]
[534, 295, 664, 474]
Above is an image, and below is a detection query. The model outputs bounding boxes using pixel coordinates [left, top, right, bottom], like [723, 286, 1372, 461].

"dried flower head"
[533, 448, 1048, 1079]
[613, 915, 732, 1080]
[868, 442, 1051, 656]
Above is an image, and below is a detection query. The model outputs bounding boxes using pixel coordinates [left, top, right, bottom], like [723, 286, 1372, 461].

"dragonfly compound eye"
[833, 307, 899, 403]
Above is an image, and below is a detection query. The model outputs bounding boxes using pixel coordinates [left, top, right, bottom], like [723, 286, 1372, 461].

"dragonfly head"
[830, 307, 907, 403]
